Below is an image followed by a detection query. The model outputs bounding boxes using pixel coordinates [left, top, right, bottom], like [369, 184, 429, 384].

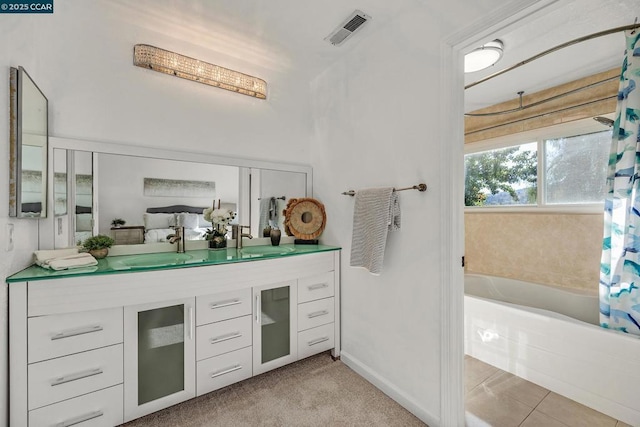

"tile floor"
[465, 355, 633, 427]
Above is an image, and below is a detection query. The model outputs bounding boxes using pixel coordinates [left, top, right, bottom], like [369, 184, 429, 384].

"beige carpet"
[123, 352, 426, 426]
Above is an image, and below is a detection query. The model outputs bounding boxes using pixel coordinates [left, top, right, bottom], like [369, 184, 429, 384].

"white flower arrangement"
[203, 207, 236, 238]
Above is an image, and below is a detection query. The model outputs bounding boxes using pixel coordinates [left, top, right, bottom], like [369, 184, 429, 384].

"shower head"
[593, 116, 614, 127]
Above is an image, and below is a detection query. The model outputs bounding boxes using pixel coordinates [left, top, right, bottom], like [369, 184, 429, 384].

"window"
[544, 132, 610, 204]
[464, 143, 537, 206]
[465, 124, 612, 209]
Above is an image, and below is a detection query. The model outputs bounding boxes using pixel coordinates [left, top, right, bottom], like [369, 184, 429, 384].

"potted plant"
[82, 234, 115, 259]
[111, 218, 126, 228]
[203, 207, 236, 250]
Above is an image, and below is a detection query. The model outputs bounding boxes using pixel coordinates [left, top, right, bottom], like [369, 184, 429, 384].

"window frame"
[464, 116, 612, 214]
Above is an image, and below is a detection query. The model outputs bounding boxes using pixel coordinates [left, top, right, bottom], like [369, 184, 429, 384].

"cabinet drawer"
[298, 323, 335, 360]
[196, 315, 252, 361]
[197, 346, 252, 396]
[28, 344, 123, 410]
[298, 272, 334, 303]
[298, 297, 334, 332]
[197, 288, 252, 325]
[28, 307, 123, 363]
[29, 384, 123, 427]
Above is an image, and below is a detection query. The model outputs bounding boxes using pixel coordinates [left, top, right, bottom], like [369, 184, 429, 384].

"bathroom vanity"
[7, 245, 340, 426]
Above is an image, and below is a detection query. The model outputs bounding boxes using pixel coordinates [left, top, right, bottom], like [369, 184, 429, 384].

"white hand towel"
[35, 250, 98, 271]
[34, 248, 79, 263]
[46, 253, 98, 271]
[350, 187, 401, 275]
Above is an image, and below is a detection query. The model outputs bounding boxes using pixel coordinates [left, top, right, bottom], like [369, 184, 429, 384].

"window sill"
[464, 204, 603, 215]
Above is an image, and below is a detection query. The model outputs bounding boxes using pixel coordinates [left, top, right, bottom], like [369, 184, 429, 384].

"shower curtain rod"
[465, 95, 616, 136]
[465, 75, 616, 117]
[465, 22, 638, 91]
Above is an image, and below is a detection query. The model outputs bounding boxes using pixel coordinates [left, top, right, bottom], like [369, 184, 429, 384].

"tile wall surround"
[464, 212, 603, 292]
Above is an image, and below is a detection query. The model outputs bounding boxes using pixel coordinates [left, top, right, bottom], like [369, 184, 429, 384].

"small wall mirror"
[9, 66, 49, 218]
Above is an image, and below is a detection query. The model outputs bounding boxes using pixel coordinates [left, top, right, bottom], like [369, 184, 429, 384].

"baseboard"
[340, 351, 439, 426]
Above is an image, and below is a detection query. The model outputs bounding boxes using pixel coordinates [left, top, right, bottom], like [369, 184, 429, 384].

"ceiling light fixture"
[464, 40, 504, 73]
[133, 44, 267, 99]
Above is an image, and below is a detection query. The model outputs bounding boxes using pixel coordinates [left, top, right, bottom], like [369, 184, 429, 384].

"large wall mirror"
[40, 137, 311, 251]
[9, 66, 48, 218]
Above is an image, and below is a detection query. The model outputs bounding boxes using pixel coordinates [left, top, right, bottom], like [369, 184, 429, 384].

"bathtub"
[465, 274, 640, 426]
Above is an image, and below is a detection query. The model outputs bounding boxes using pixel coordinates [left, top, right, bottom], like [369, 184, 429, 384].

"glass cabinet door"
[124, 298, 195, 422]
[253, 281, 297, 375]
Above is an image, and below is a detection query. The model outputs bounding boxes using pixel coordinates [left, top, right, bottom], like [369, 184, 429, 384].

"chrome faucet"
[168, 226, 185, 253]
[231, 224, 253, 249]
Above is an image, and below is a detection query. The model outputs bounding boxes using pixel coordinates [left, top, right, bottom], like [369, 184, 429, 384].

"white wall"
[310, 2, 508, 423]
[97, 154, 239, 233]
[0, 2, 313, 424]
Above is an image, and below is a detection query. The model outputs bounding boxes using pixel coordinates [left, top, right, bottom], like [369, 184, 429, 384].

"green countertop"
[6, 244, 341, 283]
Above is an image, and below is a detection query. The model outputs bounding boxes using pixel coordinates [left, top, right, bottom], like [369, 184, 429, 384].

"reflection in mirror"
[96, 153, 239, 245]
[74, 151, 94, 245]
[250, 169, 307, 237]
[9, 66, 48, 218]
[44, 136, 312, 252]
[53, 149, 67, 216]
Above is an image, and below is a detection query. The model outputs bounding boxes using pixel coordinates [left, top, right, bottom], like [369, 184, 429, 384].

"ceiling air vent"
[324, 10, 371, 46]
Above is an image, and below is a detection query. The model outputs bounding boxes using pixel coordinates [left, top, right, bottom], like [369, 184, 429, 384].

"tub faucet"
[231, 225, 253, 249]
[168, 226, 185, 253]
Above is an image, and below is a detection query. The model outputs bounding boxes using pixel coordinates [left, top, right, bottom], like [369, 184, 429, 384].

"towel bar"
[341, 183, 427, 196]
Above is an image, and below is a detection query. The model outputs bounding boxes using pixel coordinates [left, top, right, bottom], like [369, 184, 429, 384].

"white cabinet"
[296, 272, 337, 361]
[253, 281, 298, 375]
[298, 272, 334, 303]
[124, 298, 196, 422]
[9, 293, 126, 427]
[298, 323, 335, 360]
[298, 297, 334, 331]
[9, 250, 340, 426]
[195, 288, 253, 396]
[27, 307, 123, 364]
[29, 385, 124, 427]
[196, 288, 252, 325]
[197, 347, 253, 396]
[29, 344, 123, 410]
[197, 316, 252, 361]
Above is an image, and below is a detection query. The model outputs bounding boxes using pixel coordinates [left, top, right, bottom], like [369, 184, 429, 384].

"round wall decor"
[283, 198, 326, 240]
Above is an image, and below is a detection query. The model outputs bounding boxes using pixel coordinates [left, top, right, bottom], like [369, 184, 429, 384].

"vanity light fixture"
[133, 44, 267, 99]
[464, 39, 504, 73]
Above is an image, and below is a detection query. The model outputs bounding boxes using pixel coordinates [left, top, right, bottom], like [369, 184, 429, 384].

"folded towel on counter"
[34, 248, 79, 262]
[35, 251, 98, 271]
[350, 187, 401, 275]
